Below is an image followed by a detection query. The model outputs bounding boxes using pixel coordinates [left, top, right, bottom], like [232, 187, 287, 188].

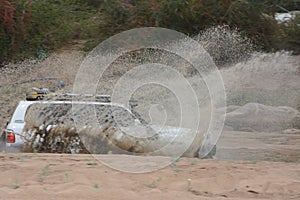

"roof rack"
[52, 93, 138, 107]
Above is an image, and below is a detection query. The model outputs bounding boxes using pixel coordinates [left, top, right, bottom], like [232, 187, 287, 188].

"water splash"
[222, 51, 300, 109]
[17, 26, 300, 158]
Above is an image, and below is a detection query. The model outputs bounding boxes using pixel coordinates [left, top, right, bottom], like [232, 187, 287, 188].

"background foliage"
[0, 0, 299, 64]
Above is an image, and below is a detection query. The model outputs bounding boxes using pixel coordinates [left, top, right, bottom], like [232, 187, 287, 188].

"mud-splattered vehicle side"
[4, 100, 216, 158]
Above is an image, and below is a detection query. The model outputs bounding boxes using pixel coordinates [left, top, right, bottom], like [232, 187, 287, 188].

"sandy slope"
[0, 153, 299, 200]
[0, 44, 85, 131]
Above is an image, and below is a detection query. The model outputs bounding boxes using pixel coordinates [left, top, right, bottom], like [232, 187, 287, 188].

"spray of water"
[17, 26, 300, 164]
[222, 51, 300, 109]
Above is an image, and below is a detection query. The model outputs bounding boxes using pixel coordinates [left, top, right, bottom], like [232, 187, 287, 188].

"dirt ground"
[217, 131, 300, 162]
[0, 130, 299, 200]
[0, 153, 299, 200]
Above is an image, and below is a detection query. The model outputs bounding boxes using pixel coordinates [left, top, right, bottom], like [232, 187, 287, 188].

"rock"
[225, 103, 300, 132]
[291, 115, 300, 129]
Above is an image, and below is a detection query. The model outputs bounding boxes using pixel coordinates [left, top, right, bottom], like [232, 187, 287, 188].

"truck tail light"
[6, 130, 15, 143]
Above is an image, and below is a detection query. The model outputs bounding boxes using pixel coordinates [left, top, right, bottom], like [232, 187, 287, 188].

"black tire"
[202, 145, 217, 159]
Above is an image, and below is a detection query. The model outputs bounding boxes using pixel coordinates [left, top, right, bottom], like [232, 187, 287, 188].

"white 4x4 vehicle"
[2, 100, 216, 158]
[3, 101, 34, 150]
[2, 100, 137, 151]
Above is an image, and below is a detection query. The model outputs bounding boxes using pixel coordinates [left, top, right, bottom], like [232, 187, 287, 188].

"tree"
[0, 0, 31, 63]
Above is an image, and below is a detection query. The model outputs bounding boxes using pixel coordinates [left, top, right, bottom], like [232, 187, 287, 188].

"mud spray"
[23, 26, 300, 158]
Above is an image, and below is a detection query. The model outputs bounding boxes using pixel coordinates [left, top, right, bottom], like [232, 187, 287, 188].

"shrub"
[276, 15, 300, 54]
[0, 0, 31, 63]
[0, 0, 97, 64]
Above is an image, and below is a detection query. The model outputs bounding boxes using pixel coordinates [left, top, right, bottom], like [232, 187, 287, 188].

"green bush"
[1, 0, 299, 64]
[99, 0, 279, 51]
[276, 15, 300, 54]
[27, 0, 97, 52]
[0, 0, 98, 64]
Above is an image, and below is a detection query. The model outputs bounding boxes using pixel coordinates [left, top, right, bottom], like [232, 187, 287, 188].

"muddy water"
[6, 27, 299, 160]
[23, 52, 300, 159]
[222, 52, 300, 109]
[23, 102, 207, 157]
[24, 103, 138, 154]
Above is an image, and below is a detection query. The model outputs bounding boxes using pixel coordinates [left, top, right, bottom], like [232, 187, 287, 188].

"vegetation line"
[0, 0, 299, 64]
